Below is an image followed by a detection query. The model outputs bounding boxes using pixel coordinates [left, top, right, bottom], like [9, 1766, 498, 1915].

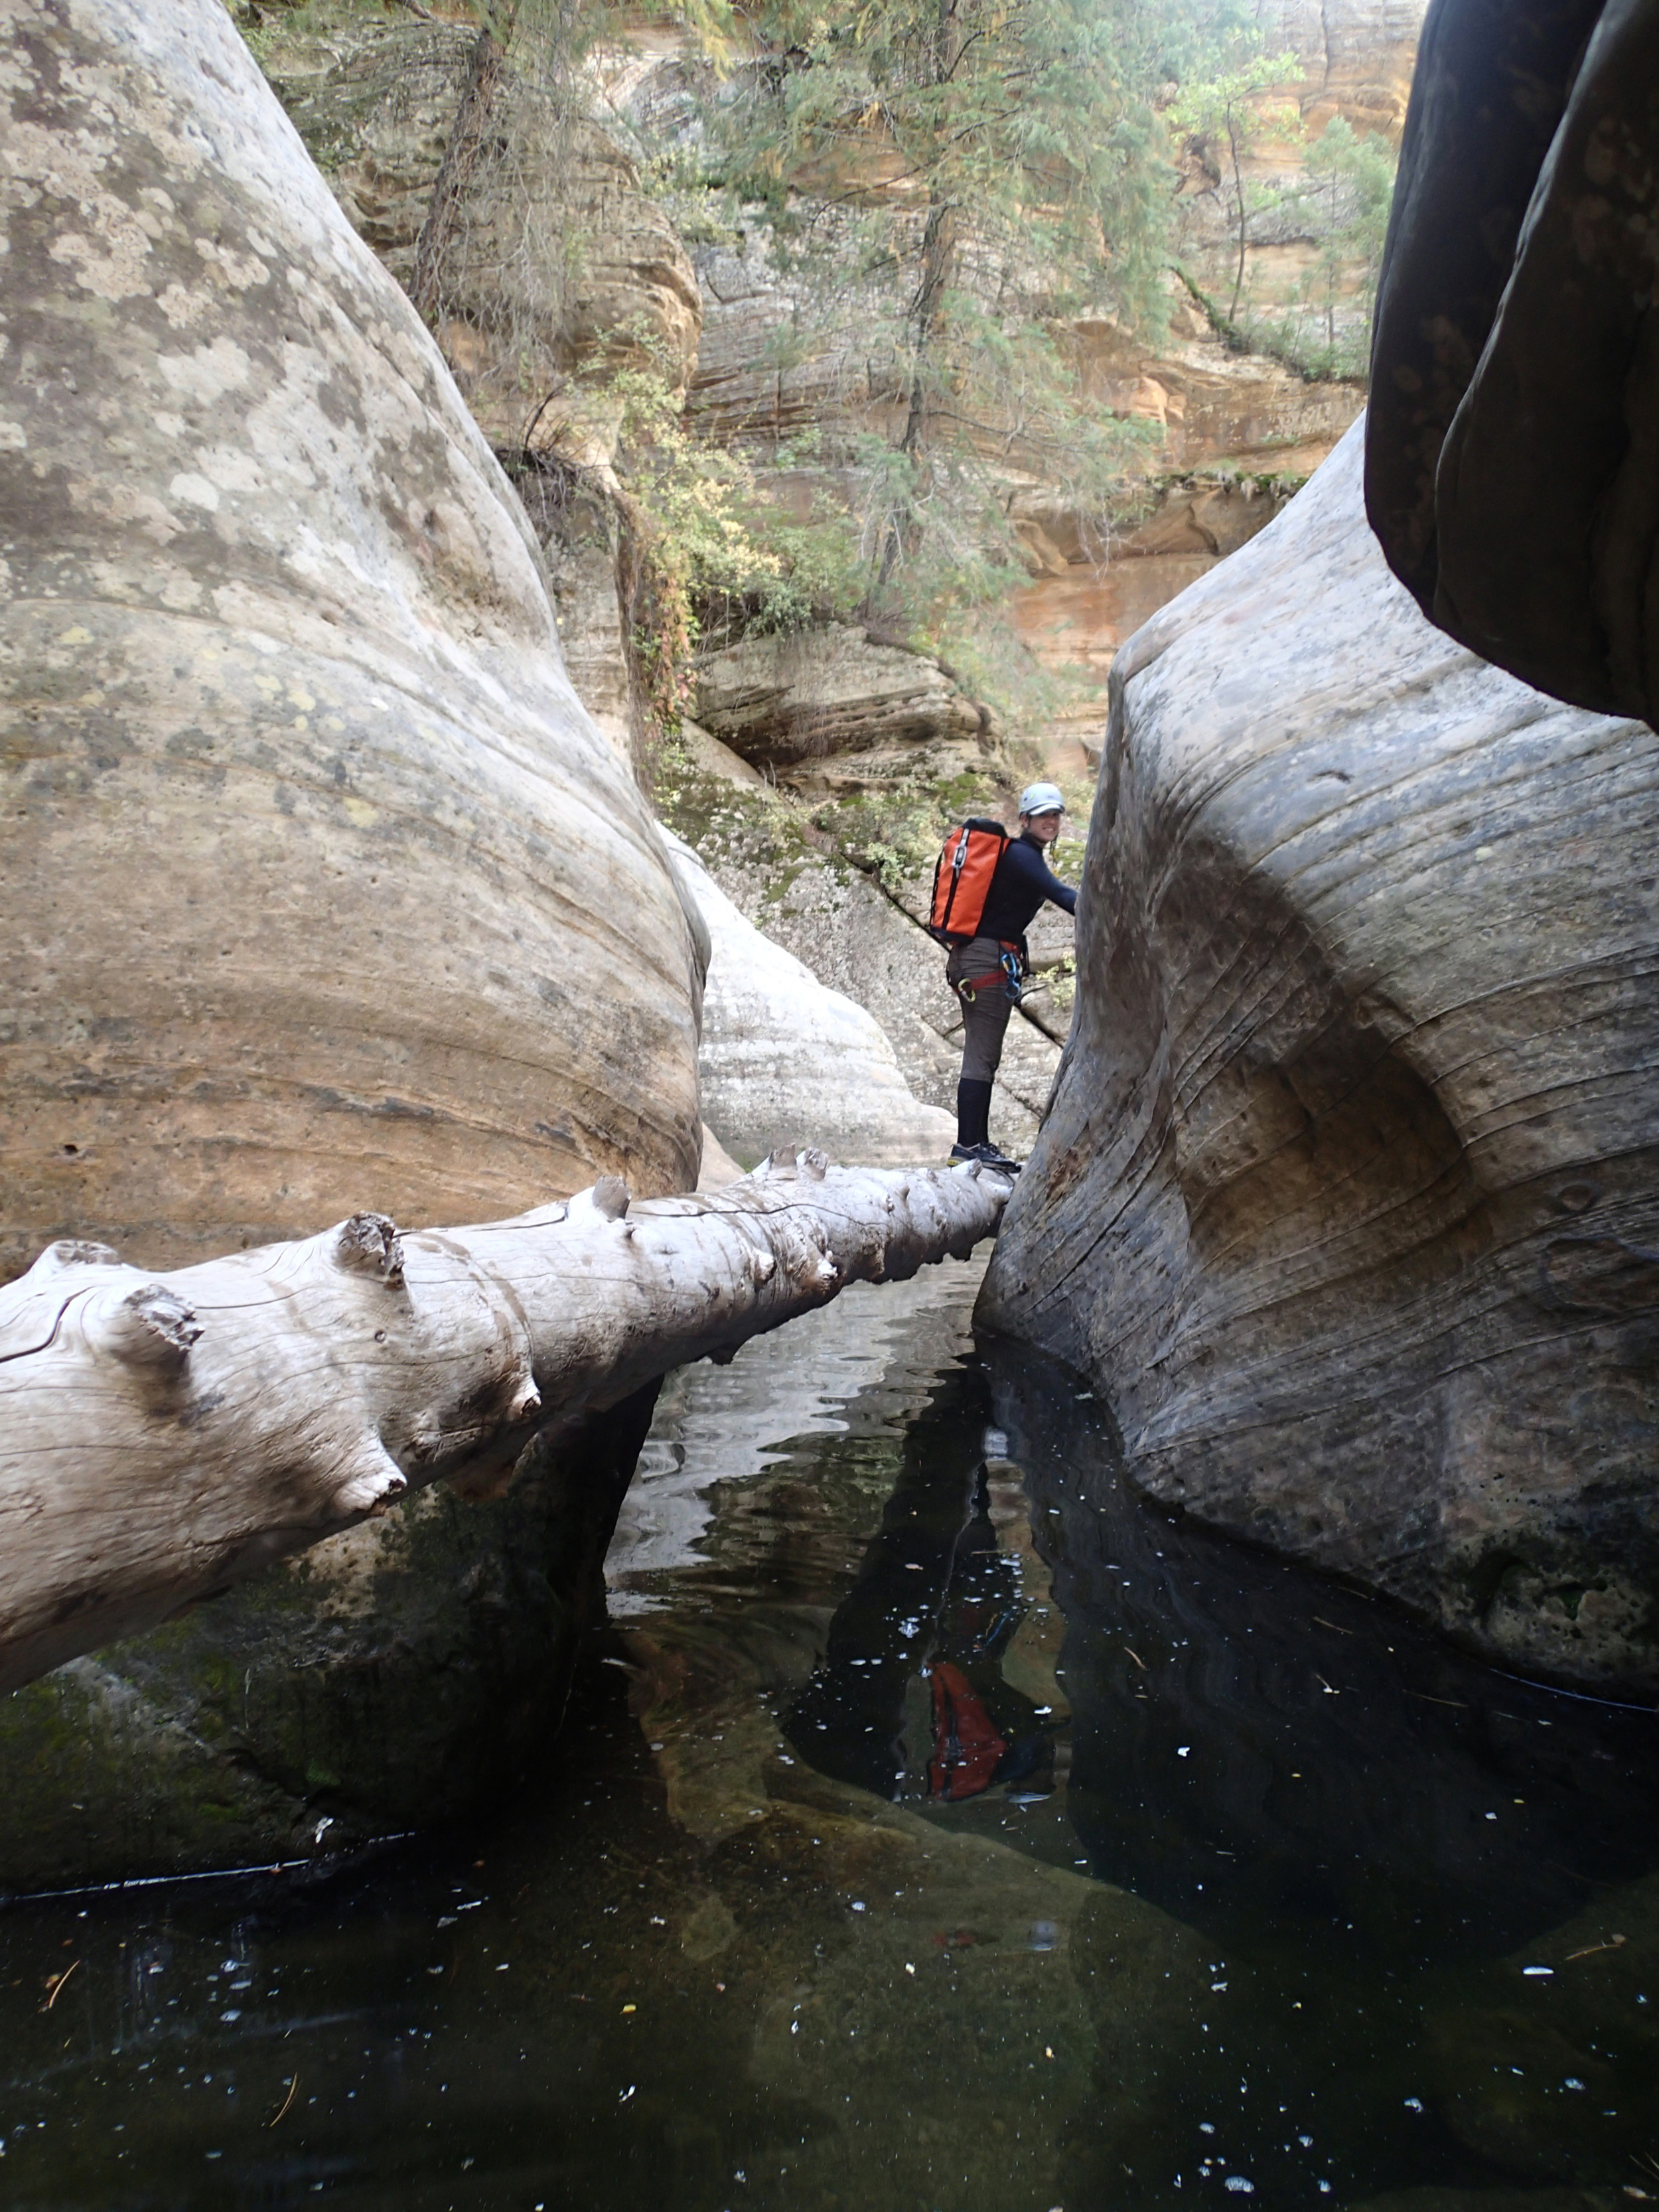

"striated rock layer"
[981, 420, 1659, 1696]
[0, 0, 703, 1284]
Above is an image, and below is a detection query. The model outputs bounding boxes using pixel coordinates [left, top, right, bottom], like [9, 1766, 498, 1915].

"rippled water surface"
[3, 1258, 1658, 2211]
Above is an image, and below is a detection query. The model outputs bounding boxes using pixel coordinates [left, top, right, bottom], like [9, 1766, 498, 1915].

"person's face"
[1021, 808, 1062, 847]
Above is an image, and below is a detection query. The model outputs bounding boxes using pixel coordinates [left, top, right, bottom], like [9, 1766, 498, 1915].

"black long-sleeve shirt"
[976, 832, 1078, 943]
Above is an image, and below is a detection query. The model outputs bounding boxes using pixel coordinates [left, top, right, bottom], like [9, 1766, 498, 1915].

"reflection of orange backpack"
[928, 1660, 1007, 1801]
[928, 820, 1009, 945]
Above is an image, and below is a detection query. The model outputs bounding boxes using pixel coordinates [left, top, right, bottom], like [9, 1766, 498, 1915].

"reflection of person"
[949, 783, 1078, 1171]
[784, 1454, 1055, 1805]
[925, 1479, 1055, 1803]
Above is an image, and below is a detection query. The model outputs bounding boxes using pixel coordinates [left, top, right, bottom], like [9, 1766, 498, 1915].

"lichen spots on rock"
[0, 0, 703, 1284]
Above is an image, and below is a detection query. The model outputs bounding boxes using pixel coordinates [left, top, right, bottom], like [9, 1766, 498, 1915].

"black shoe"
[950, 1141, 1022, 1172]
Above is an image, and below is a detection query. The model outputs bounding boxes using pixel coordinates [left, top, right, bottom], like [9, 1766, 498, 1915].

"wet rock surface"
[983, 418, 1659, 1696]
[3, 1268, 1652, 2207]
[1366, 0, 1659, 725]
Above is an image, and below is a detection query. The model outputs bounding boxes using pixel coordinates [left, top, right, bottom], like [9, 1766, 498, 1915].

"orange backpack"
[928, 818, 1008, 944]
[927, 1660, 1007, 1801]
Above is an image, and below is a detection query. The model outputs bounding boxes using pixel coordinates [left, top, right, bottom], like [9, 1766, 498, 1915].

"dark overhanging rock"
[982, 419, 1659, 1699]
[1366, 0, 1659, 725]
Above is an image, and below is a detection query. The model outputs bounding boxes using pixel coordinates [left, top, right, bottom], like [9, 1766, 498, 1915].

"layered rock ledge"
[982, 419, 1659, 1696]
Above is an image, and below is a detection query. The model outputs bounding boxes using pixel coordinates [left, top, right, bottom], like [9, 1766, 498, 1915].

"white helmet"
[1019, 781, 1065, 817]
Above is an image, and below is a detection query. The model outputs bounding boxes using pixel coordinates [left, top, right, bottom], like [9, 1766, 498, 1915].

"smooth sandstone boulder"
[0, 0, 703, 1286]
[662, 832, 956, 1169]
[981, 419, 1659, 1696]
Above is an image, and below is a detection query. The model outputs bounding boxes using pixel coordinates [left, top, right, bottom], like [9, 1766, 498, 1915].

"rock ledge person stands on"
[948, 782, 1078, 1169]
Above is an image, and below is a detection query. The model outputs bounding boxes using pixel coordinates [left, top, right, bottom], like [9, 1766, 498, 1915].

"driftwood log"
[0, 1153, 1007, 1695]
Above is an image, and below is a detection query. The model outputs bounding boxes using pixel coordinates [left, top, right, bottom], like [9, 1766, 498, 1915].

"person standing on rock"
[946, 782, 1076, 1169]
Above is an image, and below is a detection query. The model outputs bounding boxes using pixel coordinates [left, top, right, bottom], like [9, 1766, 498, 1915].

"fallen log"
[0, 1152, 1007, 1695]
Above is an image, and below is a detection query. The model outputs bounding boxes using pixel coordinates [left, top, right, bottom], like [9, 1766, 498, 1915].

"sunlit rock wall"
[1252, 0, 1428, 133]
[981, 420, 1659, 1696]
[0, 0, 703, 1283]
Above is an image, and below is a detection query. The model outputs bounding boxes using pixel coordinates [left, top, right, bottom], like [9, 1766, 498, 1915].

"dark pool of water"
[2, 1262, 1656, 2212]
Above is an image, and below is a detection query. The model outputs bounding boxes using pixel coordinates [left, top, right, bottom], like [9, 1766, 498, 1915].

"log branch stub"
[334, 1212, 405, 1284]
[591, 1176, 630, 1220]
[101, 1286, 202, 1374]
[0, 1159, 1007, 1692]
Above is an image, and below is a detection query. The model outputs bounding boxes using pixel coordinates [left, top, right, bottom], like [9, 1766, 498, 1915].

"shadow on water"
[2, 1266, 1656, 2211]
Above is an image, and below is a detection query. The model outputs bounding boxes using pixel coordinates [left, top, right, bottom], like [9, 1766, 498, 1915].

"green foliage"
[1291, 117, 1396, 375]
[689, 0, 1194, 327]
[1165, 35, 1303, 324]
[656, 0, 1248, 724]
[1164, 17, 1397, 381]
[601, 360, 787, 731]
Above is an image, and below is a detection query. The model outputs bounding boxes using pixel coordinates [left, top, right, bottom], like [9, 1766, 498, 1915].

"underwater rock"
[0, 1388, 661, 1892]
[982, 419, 1659, 1696]
[0, 0, 703, 1285]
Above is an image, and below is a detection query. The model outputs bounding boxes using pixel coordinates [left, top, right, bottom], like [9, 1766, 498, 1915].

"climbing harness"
[954, 946, 1025, 1005]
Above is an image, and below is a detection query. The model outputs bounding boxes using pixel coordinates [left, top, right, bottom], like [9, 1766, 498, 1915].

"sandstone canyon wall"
[0, 0, 705, 1881]
[1367, 0, 1659, 730]
[662, 831, 956, 1168]
[982, 421, 1659, 1697]
[0, 0, 704, 1290]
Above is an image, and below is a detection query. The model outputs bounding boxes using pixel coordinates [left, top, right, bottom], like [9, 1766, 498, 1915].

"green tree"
[1297, 115, 1395, 372]
[675, 0, 1220, 667]
[1164, 33, 1303, 327]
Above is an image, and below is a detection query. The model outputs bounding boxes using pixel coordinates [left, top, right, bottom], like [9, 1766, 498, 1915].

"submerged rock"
[0, 1388, 660, 1892]
[982, 419, 1659, 1696]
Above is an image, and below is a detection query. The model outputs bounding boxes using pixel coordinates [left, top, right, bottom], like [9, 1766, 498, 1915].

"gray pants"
[946, 937, 1017, 1083]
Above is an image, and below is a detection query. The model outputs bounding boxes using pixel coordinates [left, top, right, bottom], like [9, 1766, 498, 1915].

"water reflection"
[985, 1344, 1659, 1964]
[1, 1265, 1655, 2212]
[784, 1426, 1056, 1805]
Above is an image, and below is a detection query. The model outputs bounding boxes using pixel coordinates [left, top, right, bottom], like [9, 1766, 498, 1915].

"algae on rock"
[0, 1390, 660, 1892]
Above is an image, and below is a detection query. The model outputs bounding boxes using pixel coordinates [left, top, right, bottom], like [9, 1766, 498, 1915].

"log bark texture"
[981, 419, 1659, 1697]
[0, 1155, 1006, 1694]
[0, 0, 702, 1286]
